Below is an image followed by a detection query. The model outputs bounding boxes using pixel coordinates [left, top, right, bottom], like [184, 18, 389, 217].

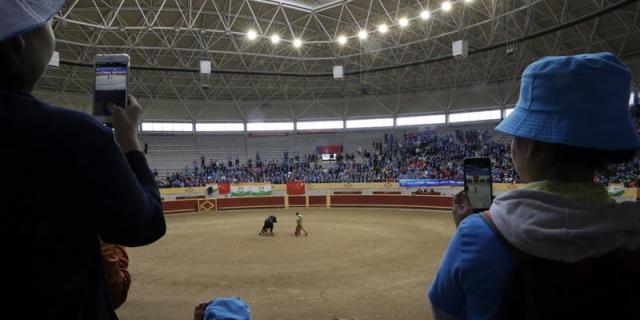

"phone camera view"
[94, 62, 128, 116]
[465, 164, 492, 210]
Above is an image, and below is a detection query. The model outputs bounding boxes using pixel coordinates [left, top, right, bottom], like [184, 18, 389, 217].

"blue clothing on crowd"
[0, 91, 166, 319]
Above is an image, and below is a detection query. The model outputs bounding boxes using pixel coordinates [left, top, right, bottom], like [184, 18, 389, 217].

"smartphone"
[463, 157, 493, 212]
[93, 54, 130, 124]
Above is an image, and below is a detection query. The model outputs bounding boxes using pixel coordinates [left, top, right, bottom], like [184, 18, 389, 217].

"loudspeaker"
[452, 40, 468, 58]
[48, 51, 60, 67]
[200, 60, 211, 74]
[333, 65, 344, 79]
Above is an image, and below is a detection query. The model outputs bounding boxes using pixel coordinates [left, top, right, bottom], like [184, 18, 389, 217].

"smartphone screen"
[93, 59, 128, 119]
[463, 158, 493, 211]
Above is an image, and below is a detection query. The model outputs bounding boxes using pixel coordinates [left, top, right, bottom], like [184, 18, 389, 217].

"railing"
[161, 194, 453, 214]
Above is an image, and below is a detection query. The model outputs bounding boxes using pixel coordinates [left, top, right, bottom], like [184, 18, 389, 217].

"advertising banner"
[608, 183, 625, 197]
[399, 179, 464, 188]
[251, 184, 272, 196]
[608, 183, 637, 202]
[231, 185, 251, 197]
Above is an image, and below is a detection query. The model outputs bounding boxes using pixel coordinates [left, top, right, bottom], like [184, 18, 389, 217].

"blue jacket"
[429, 187, 640, 319]
[429, 215, 512, 319]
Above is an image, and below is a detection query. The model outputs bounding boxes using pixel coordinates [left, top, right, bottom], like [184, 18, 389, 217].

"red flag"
[287, 180, 305, 195]
[218, 182, 231, 195]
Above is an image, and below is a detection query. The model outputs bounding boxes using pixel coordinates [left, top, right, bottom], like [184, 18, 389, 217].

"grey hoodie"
[490, 189, 640, 263]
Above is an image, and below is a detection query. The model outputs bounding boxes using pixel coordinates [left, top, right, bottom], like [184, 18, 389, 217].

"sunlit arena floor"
[117, 208, 455, 320]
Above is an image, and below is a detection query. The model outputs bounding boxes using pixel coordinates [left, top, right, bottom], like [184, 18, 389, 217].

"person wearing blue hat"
[194, 297, 252, 320]
[429, 52, 640, 319]
[0, 1, 165, 319]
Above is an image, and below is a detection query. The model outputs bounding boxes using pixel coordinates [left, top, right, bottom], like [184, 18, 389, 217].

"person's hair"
[528, 138, 637, 171]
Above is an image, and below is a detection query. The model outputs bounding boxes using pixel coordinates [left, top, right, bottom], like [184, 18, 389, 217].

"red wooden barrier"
[217, 196, 285, 210]
[308, 195, 327, 207]
[288, 196, 306, 207]
[162, 199, 199, 213]
[330, 195, 452, 209]
[161, 194, 452, 214]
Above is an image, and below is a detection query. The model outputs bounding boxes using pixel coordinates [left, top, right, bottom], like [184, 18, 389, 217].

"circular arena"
[15, 0, 640, 319]
[118, 208, 452, 320]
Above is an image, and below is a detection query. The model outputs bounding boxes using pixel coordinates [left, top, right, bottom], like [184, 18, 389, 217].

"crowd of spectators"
[157, 125, 640, 188]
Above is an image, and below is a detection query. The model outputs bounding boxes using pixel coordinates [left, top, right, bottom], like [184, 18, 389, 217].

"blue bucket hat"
[496, 52, 640, 150]
[204, 297, 251, 320]
[0, 0, 65, 44]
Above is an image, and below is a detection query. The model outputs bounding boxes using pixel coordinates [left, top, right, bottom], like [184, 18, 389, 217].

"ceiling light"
[442, 1, 452, 11]
[378, 24, 388, 34]
[398, 17, 409, 27]
[337, 35, 347, 45]
[358, 30, 368, 40]
[270, 34, 280, 44]
[464, 0, 474, 3]
[420, 10, 431, 20]
[246, 29, 257, 40]
[293, 38, 302, 48]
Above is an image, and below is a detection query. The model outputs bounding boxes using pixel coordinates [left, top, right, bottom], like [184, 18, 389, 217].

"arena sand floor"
[117, 207, 455, 320]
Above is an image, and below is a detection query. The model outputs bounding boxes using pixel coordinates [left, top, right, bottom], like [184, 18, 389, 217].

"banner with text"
[231, 185, 252, 197]
[251, 184, 272, 196]
[607, 183, 637, 202]
[399, 179, 464, 188]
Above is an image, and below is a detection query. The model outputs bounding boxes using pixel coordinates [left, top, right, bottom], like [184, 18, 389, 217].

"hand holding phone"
[108, 96, 142, 153]
[453, 191, 473, 227]
[463, 157, 493, 212]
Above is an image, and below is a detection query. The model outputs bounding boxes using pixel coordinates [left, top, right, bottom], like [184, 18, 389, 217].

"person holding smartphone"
[429, 53, 640, 319]
[0, 1, 165, 319]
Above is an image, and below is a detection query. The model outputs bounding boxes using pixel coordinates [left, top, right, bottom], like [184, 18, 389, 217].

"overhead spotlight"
[420, 10, 431, 20]
[247, 29, 257, 40]
[293, 38, 302, 48]
[337, 35, 347, 45]
[270, 34, 280, 44]
[464, 0, 474, 3]
[442, 1, 452, 11]
[378, 23, 388, 34]
[358, 30, 368, 40]
[398, 17, 409, 28]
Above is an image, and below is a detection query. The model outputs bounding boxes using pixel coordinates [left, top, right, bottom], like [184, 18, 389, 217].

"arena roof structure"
[36, 0, 640, 123]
